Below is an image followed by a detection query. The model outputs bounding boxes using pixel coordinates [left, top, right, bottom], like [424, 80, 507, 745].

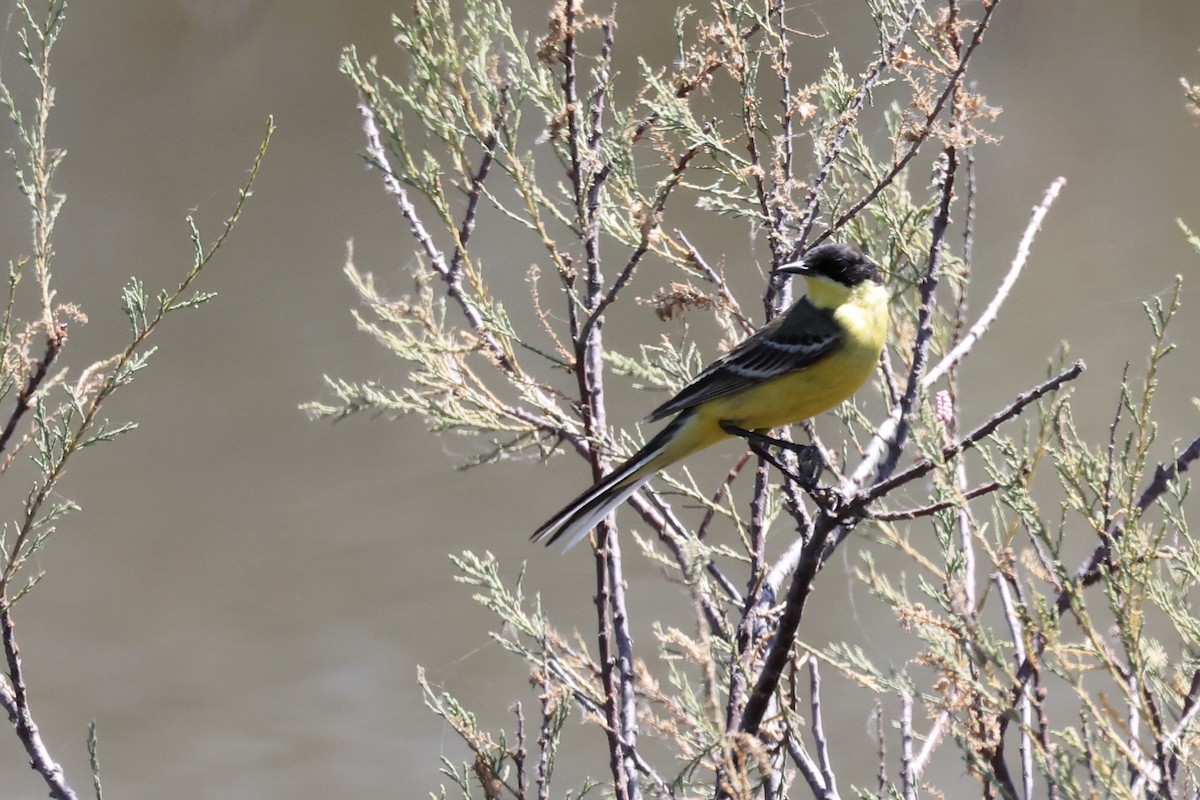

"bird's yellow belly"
[696, 349, 877, 431]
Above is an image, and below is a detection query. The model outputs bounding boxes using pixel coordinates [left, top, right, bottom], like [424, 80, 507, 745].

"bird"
[532, 242, 889, 551]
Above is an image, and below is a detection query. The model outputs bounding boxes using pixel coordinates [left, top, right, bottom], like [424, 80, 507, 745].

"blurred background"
[0, 0, 1197, 796]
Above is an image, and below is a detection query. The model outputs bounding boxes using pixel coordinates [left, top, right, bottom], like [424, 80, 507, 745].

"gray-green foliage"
[0, 2, 272, 796]
[326, 0, 1200, 798]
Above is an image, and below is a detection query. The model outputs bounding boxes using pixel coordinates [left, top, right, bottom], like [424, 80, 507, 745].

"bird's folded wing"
[646, 298, 840, 422]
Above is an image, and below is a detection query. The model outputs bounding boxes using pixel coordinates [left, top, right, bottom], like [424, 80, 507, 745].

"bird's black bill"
[773, 261, 811, 277]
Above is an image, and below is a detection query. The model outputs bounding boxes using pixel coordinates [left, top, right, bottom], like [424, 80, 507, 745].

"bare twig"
[879, 145, 959, 483]
[864, 361, 1086, 504]
[513, 701, 527, 799]
[449, 89, 505, 278]
[536, 657, 553, 800]
[698, 451, 753, 542]
[1, 600, 77, 800]
[994, 573, 1034, 800]
[1051, 433, 1200, 615]
[0, 332, 64, 456]
[785, 734, 835, 800]
[910, 706, 951, 781]
[356, 99, 519, 376]
[544, 653, 676, 798]
[899, 691, 916, 800]
[954, 143, 977, 350]
[678, 231, 752, 333]
[577, 144, 702, 348]
[871, 472, 1019, 521]
[771, 0, 796, 244]
[1101, 363, 1130, 533]
[555, 5, 642, 798]
[726, 456, 773, 732]
[1162, 668, 1200, 789]
[739, 512, 843, 734]
[808, 657, 839, 798]
[922, 177, 1067, 388]
[875, 699, 887, 798]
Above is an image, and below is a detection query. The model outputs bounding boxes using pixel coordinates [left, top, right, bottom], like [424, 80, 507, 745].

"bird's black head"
[777, 243, 881, 287]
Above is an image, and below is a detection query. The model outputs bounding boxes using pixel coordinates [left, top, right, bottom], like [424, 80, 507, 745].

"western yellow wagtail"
[533, 242, 888, 551]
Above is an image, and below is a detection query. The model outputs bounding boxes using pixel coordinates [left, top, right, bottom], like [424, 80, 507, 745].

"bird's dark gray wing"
[646, 298, 840, 422]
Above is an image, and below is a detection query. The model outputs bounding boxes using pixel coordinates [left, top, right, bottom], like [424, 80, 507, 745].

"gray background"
[0, 1, 1198, 796]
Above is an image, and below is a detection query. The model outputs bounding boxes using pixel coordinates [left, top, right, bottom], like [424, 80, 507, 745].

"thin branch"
[863, 361, 1086, 504]
[870, 472, 1019, 521]
[875, 699, 888, 798]
[355, 97, 519, 376]
[771, 0, 796, 244]
[603, 524, 642, 800]
[536, 656, 553, 800]
[994, 573, 1034, 800]
[447, 99, 504, 282]
[953, 143, 977, 351]
[878, 145, 959, 483]
[727, 454, 773, 732]
[698, 451, 753, 542]
[910, 706, 952, 781]
[513, 701, 527, 799]
[544, 653, 676, 799]
[785, 735, 834, 800]
[796, 0, 924, 247]
[1008, 573, 1059, 799]
[578, 145, 702, 347]
[922, 176, 1067, 388]
[739, 512, 844, 734]
[1101, 363, 1131, 534]
[677, 231, 752, 333]
[0, 328, 64, 456]
[815, 0, 1001, 243]
[1054, 433, 1200, 615]
[1, 600, 78, 800]
[556, 4, 641, 798]
[808, 657, 839, 798]
[2, 117, 275, 595]
[900, 690, 916, 800]
[1163, 668, 1200, 788]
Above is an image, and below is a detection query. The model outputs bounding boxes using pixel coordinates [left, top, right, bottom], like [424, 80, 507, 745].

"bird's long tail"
[532, 416, 688, 552]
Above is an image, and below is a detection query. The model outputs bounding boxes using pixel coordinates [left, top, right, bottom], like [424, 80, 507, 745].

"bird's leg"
[719, 423, 824, 488]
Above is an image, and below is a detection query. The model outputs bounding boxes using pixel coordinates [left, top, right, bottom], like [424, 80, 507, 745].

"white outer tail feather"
[534, 434, 670, 552]
[553, 474, 653, 552]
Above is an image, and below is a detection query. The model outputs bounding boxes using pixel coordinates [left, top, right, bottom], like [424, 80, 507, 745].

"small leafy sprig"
[0, 3, 273, 796]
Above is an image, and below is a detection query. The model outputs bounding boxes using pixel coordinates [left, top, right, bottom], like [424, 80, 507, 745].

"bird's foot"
[719, 423, 824, 489]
